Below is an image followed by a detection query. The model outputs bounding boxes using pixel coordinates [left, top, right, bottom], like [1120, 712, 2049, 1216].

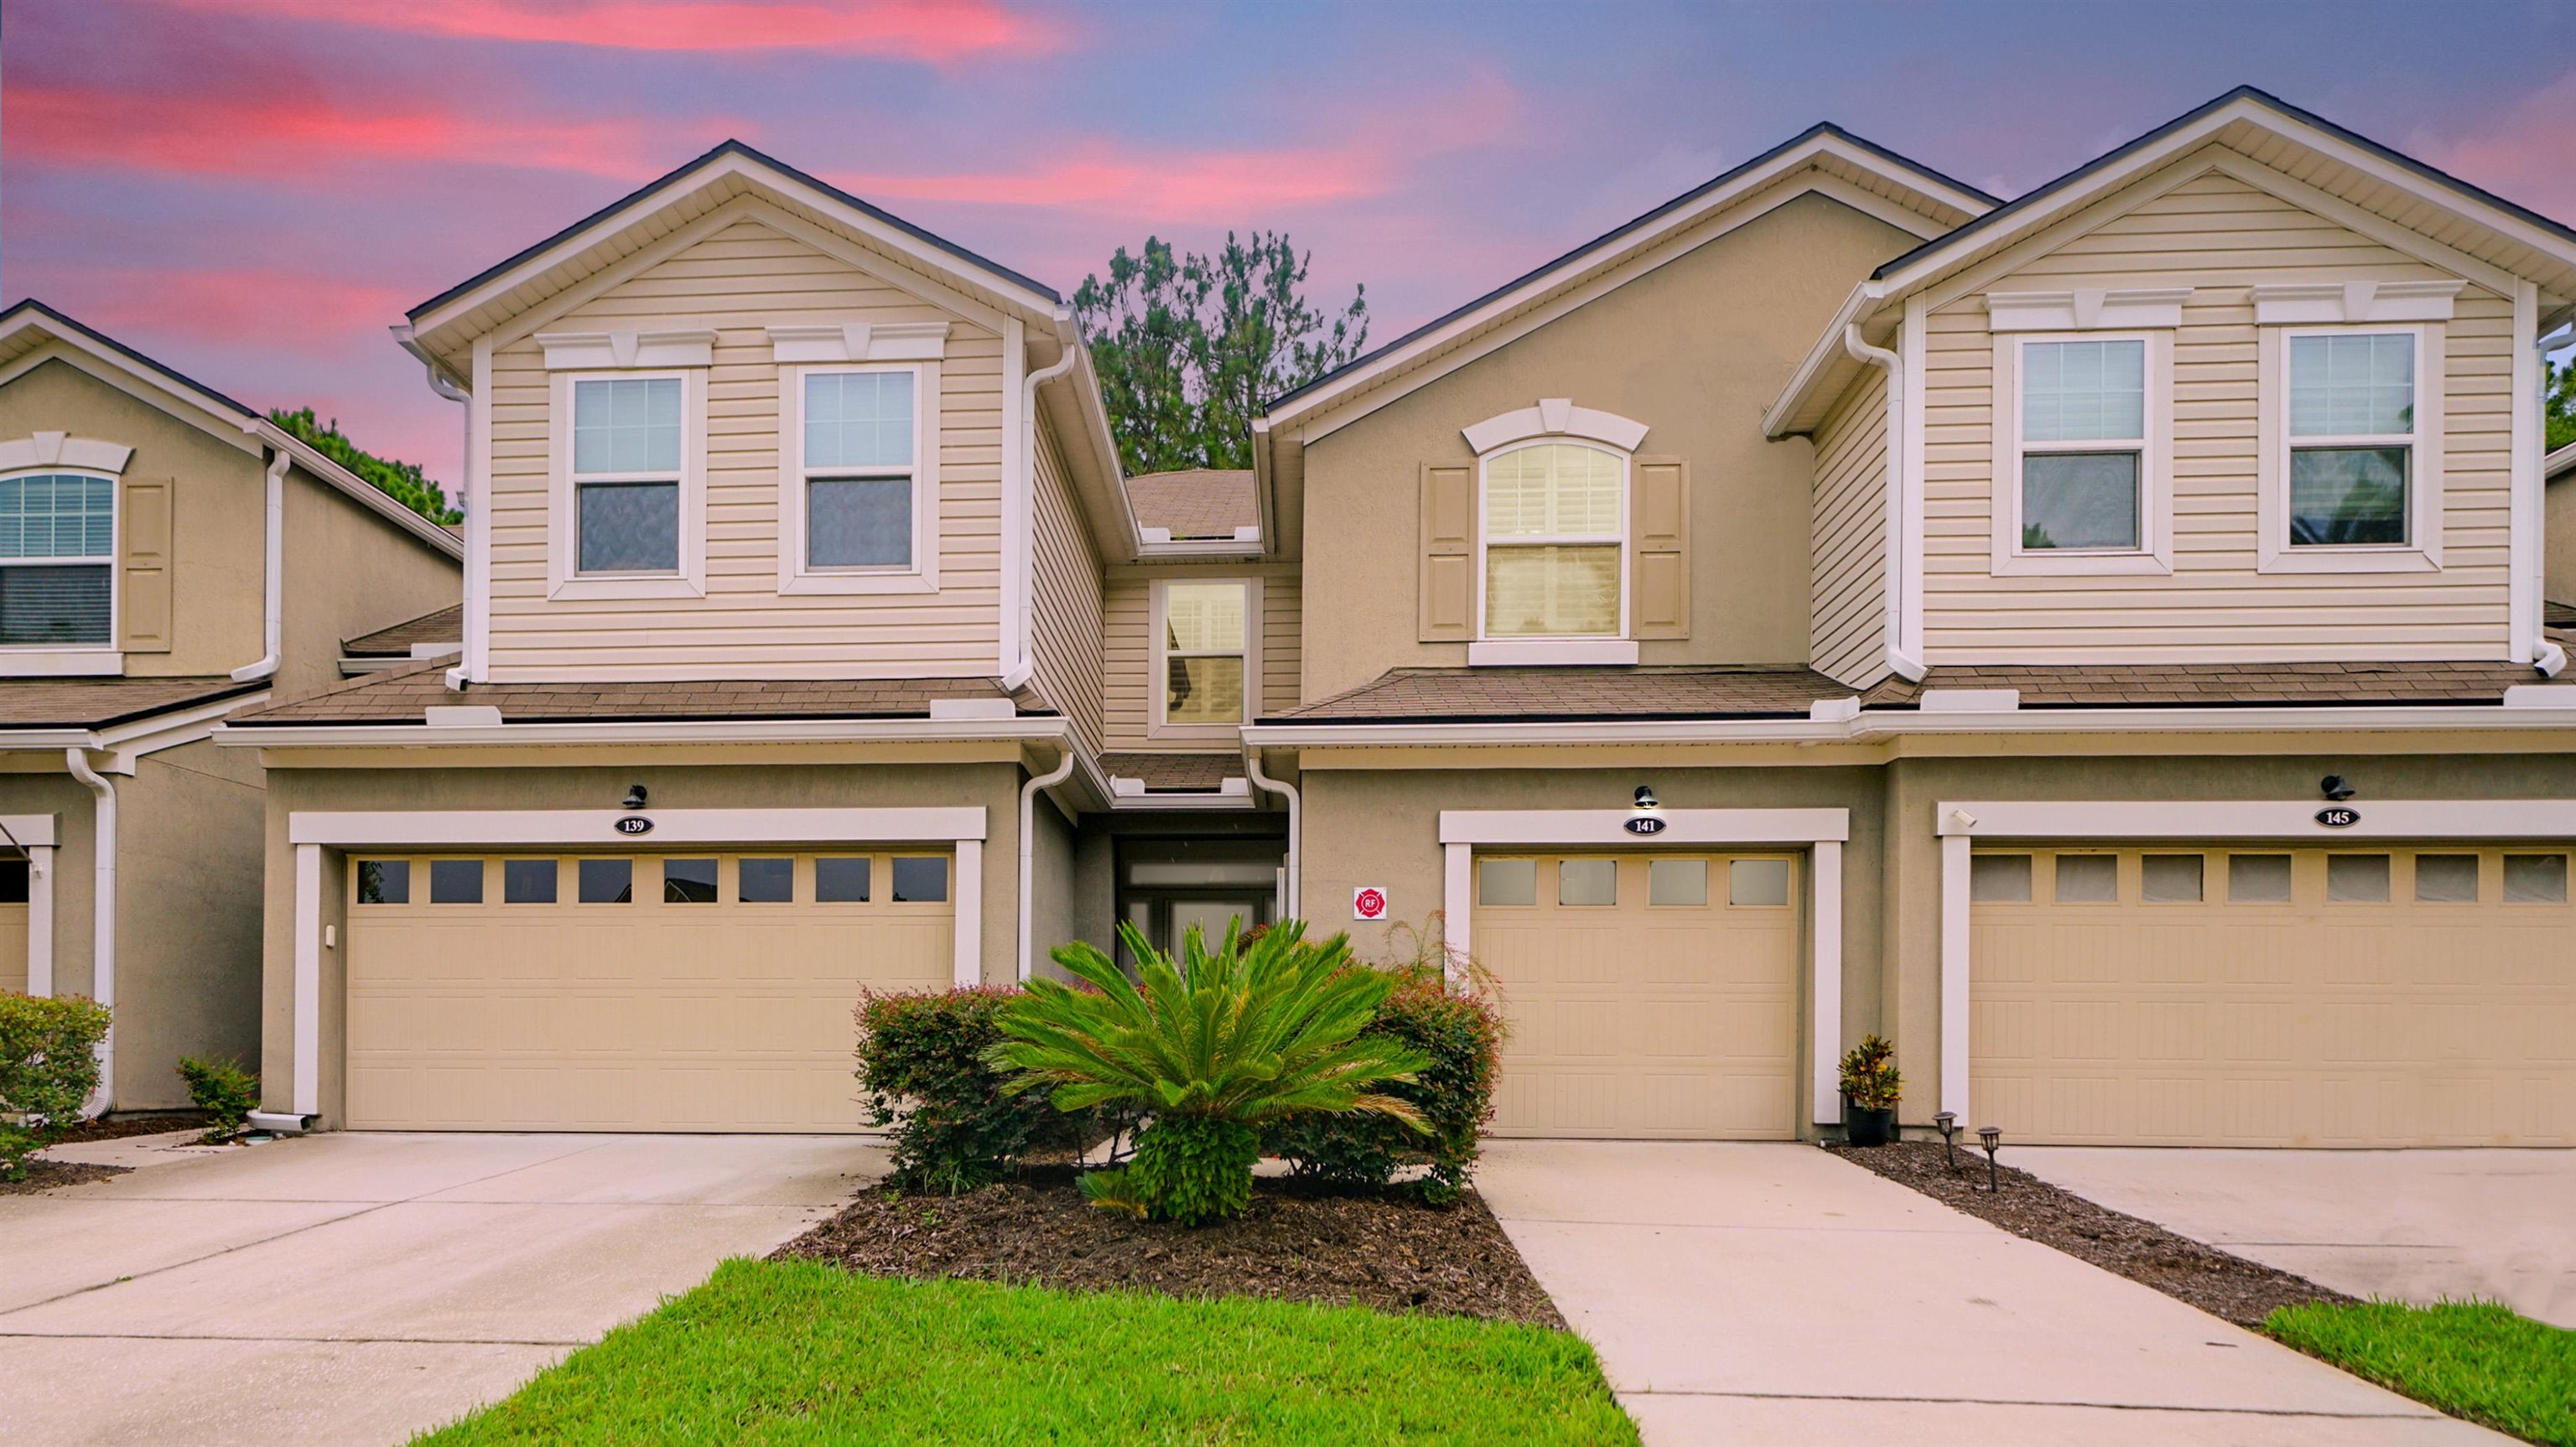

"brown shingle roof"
[0, 676, 264, 730]
[2547, 599, 2576, 647]
[231, 661, 1046, 725]
[1125, 469, 1257, 540]
[1862, 661, 2544, 709]
[1270, 666, 1849, 723]
[1100, 751, 1241, 792]
[345, 604, 464, 656]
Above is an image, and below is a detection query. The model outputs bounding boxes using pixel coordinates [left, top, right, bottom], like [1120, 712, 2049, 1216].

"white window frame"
[776, 360, 941, 595]
[548, 368, 707, 601]
[1472, 440, 1633, 656]
[1987, 330, 2174, 577]
[0, 465, 122, 674]
[2258, 321, 2444, 573]
[1150, 576, 1259, 740]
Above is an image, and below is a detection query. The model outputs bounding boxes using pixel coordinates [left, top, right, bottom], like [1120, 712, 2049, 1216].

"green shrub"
[1266, 979, 1503, 1204]
[992, 921, 1430, 1227]
[856, 988, 1085, 1194]
[0, 993, 111, 1181]
[1839, 1033, 1901, 1111]
[178, 1055, 259, 1141]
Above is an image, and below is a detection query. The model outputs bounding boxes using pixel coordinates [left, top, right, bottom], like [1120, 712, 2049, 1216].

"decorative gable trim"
[1983, 288, 2191, 332]
[2249, 278, 2465, 325]
[0, 433, 132, 474]
[766, 321, 950, 364]
[1462, 399, 1651, 454]
[534, 329, 718, 371]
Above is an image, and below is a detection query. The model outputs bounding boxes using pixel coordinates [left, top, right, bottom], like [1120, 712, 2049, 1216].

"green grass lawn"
[2265, 1299, 2575, 1446]
[416, 1259, 1639, 1446]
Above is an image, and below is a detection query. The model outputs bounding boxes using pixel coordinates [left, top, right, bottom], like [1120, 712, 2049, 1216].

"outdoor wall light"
[1976, 1125, 2003, 1192]
[1934, 1111, 1959, 1171]
[621, 785, 649, 810]
[2320, 775, 2356, 801]
[1633, 785, 1659, 811]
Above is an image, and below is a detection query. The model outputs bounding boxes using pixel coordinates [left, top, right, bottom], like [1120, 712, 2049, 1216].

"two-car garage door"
[345, 851, 953, 1131]
[1971, 845, 2576, 1146]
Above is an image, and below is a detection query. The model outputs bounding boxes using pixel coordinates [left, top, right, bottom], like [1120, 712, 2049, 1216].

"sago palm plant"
[988, 920, 1429, 1225]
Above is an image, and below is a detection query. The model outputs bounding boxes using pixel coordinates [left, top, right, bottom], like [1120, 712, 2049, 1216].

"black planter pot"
[1844, 1105, 1896, 1147]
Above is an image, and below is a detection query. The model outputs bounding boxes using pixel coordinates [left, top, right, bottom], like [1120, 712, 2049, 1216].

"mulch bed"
[49, 1110, 211, 1144]
[775, 1168, 1564, 1328]
[1, 1159, 131, 1195]
[1828, 1139, 2351, 1328]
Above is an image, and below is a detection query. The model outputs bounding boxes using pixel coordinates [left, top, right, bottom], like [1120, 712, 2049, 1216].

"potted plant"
[1839, 1034, 1901, 1147]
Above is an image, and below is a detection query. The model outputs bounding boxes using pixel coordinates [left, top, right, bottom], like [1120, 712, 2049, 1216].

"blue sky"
[7, 0, 2571, 480]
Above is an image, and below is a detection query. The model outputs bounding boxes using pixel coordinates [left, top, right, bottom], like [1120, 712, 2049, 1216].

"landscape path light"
[1977, 1125, 2002, 1192]
[1935, 1111, 1959, 1171]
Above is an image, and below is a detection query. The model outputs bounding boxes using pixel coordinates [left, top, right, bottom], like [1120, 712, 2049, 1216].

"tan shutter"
[1632, 455, 1689, 640]
[120, 477, 174, 653]
[1419, 462, 1475, 641]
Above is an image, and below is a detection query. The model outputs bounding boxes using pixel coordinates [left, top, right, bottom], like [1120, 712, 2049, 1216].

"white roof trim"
[1462, 399, 1650, 454]
[2548, 440, 2576, 481]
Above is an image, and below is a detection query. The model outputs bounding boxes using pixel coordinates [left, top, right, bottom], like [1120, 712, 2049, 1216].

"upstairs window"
[1160, 579, 1250, 728]
[572, 376, 683, 574]
[0, 472, 114, 646]
[1482, 443, 1623, 637]
[2288, 332, 2413, 547]
[802, 370, 917, 571]
[2017, 339, 2145, 552]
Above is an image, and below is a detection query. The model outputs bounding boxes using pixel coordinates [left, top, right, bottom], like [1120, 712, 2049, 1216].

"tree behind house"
[2550, 355, 2574, 453]
[267, 407, 462, 526]
[1073, 232, 1368, 473]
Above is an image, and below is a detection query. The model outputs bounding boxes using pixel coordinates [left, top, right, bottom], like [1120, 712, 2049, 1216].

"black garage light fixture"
[1935, 1111, 1959, 1171]
[1977, 1125, 2002, 1192]
[622, 784, 649, 811]
[2320, 775, 2356, 802]
[1633, 785, 1659, 811]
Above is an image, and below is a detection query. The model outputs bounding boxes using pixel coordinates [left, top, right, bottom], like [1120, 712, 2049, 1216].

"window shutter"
[1632, 455, 1689, 640]
[1418, 462, 1475, 641]
[120, 477, 174, 653]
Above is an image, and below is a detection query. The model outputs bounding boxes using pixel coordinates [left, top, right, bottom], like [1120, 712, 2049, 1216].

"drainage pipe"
[1016, 748, 1078, 980]
[1001, 326, 1080, 692]
[1843, 323, 1924, 683]
[1244, 749, 1300, 921]
[228, 447, 288, 682]
[64, 748, 116, 1116]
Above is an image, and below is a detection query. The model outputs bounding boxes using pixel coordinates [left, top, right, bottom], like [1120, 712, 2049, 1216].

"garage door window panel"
[1971, 853, 2033, 903]
[891, 856, 947, 904]
[2412, 853, 2480, 904]
[1649, 858, 1707, 907]
[1478, 858, 1536, 908]
[2327, 853, 2392, 903]
[2228, 853, 2293, 904]
[356, 859, 410, 905]
[579, 858, 634, 904]
[738, 857, 794, 904]
[1727, 858, 1791, 908]
[429, 859, 485, 905]
[2141, 853, 2203, 904]
[663, 858, 719, 903]
[2503, 853, 2568, 904]
[816, 856, 870, 903]
[2052, 853, 2119, 904]
[1558, 858, 1618, 906]
[503, 858, 558, 904]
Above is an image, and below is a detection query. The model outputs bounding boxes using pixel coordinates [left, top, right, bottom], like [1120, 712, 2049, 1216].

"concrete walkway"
[2015, 1147, 2576, 1329]
[1478, 1140, 2510, 1445]
[0, 1132, 880, 1447]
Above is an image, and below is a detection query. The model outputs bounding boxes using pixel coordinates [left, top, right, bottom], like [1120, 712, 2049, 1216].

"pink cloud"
[158, 0, 1064, 63]
[23, 262, 413, 350]
[2419, 70, 2576, 230]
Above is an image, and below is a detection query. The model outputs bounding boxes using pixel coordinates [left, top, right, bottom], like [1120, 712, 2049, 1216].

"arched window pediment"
[1460, 398, 1649, 456]
[0, 433, 132, 475]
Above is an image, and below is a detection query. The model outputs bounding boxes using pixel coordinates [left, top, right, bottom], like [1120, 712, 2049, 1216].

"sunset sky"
[7, 0, 2573, 484]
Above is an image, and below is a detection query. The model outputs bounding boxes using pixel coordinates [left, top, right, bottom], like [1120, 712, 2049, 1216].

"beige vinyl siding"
[1026, 420, 1104, 752]
[485, 218, 1004, 679]
[1807, 366, 1890, 686]
[1103, 565, 1301, 750]
[1920, 163, 2516, 663]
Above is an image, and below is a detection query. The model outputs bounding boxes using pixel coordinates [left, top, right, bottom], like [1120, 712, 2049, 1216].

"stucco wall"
[279, 468, 460, 701]
[2548, 469, 2576, 607]
[112, 738, 265, 1108]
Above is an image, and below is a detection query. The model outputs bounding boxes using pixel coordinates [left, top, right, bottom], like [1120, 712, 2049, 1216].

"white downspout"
[65, 748, 116, 1116]
[1843, 322, 1924, 682]
[1003, 321, 1081, 692]
[2532, 322, 2568, 677]
[1244, 749, 1300, 921]
[1015, 747, 1078, 980]
[228, 446, 288, 682]
[395, 327, 475, 690]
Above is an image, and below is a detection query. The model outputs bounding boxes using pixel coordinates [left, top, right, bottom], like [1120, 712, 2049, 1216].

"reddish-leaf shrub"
[854, 988, 1088, 1194]
[1265, 980, 1503, 1204]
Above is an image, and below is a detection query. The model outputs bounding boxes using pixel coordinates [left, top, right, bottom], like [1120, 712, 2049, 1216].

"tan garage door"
[345, 851, 953, 1131]
[1972, 846, 2576, 1147]
[1474, 853, 1800, 1139]
[0, 853, 28, 994]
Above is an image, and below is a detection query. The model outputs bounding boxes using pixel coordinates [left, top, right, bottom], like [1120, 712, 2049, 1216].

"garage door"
[0, 854, 28, 994]
[345, 851, 953, 1131]
[1971, 846, 2575, 1146]
[1474, 853, 1800, 1138]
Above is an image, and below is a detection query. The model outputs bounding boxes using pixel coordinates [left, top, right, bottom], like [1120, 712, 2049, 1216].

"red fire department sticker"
[1352, 887, 1388, 921]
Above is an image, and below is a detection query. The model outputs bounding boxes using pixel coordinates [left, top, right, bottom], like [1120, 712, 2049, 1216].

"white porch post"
[952, 838, 983, 986]
[1441, 843, 1472, 990]
[25, 844, 53, 997]
[1938, 830, 1972, 1123]
[1810, 840, 1844, 1126]
[293, 843, 321, 1118]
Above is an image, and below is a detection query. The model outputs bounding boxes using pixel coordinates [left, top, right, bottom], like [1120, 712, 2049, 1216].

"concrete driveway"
[1478, 1140, 2511, 1446]
[2015, 1148, 2576, 1328]
[0, 1131, 880, 1447]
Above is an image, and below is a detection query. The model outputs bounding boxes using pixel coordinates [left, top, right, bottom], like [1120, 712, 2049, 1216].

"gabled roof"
[345, 604, 465, 657]
[1257, 124, 1994, 439]
[1124, 469, 1258, 541]
[1768, 87, 2576, 435]
[0, 301, 463, 560]
[400, 140, 1068, 376]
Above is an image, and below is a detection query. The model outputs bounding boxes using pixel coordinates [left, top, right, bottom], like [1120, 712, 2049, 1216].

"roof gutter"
[215, 713, 1073, 750]
[228, 442, 288, 683]
[1841, 321, 1924, 683]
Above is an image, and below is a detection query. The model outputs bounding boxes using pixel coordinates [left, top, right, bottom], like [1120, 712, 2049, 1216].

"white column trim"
[1810, 839, 1843, 1125]
[2509, 279, 2542, 663]
[953, 838, 983, 986]
[1938, 832, 1971, 1121]
[24, 844, 53, 997]
[1441, 843, 1472, 988]
[293, 843, 321, 1118]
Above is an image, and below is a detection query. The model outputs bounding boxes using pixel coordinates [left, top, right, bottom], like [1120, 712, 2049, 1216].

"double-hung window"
[2287, 332, 2415, 547]
[1157, 579, 1252, 731]
[1481, 443, 1623, 638]
[0, 472, 114, 646]
[2005, 336, 2161, 563]
[571, 376, 683, 575]
[782, 365, 935, 592]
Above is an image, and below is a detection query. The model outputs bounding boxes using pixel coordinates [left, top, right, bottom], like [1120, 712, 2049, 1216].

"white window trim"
[776, 361, 941, 595]
[1473, 440, 1632, 647]
[0, 464, 122, 672]
[2257, 321, 2444, 574]
[1987, 330, 2174, 577]
[1150, 576, 1260, 740]
[548, 368, 707, 601]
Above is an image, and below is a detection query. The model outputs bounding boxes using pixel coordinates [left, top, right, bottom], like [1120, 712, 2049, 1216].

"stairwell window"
[1481, 443, 1623, 638]
[1156, 578, 1254, 734]
[572, 376, 683, 575]
[0, 472, 113, 646]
